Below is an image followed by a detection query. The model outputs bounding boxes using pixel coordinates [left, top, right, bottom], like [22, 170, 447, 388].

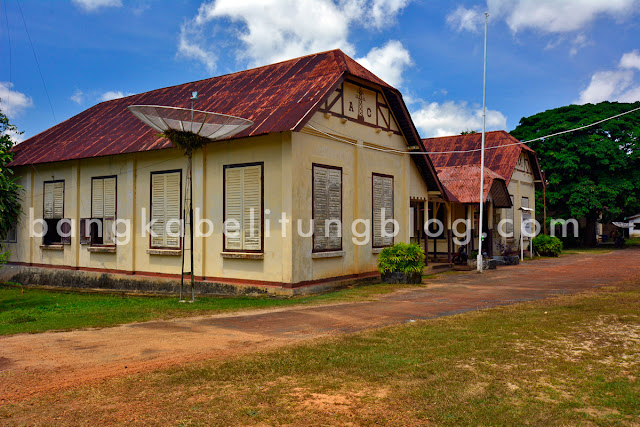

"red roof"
[9, 49, 391, 167]
[423, 130, 543, 186]
[436, 165, 511, 207]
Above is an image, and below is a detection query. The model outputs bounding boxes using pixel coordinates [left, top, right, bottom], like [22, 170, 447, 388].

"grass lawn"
[626, 237, 640, 247]
[0, 282, 405, 335]
[3, 281, 639, 425]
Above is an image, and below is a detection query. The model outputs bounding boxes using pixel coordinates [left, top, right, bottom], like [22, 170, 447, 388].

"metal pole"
[189, 152, 195, 302]
[477, 12, 489, 273]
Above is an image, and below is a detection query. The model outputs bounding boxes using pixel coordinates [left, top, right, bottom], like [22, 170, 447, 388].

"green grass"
[0, 282, 407, 335]
[626, 237, 640, 247]
[3, 281, 640, 425]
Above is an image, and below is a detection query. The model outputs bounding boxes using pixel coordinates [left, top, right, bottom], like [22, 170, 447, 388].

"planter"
[467, 258, 497, 270]
[381, 271, 422, 284]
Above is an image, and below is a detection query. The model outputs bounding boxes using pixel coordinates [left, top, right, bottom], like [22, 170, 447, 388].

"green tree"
[511, 101, 640, 246]
[0, 106, 23, 263]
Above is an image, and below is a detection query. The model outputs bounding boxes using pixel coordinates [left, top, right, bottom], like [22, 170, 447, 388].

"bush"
[377, 242, 425, 274]
[532, 234, 563, 257]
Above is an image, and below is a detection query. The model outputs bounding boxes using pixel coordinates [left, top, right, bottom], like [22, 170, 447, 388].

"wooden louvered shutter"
[313, 165, 342, 251]
[165, 173, 181, 248]
[53, 182, 64, 219]
[44, 182, 54, 219]
[92, 179, 104, 218]
[313, 166, 328, 251]
[103, 177, 116, 245]
[242, 165, 262, 251]
[506, 196, 514, 235]
[225, 167, 244, 250]
[326, 168, 342, 250]
[151, 173, 166, 248]
[373, 174, 393, 247]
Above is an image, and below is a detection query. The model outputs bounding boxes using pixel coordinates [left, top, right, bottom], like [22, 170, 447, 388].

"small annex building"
[421, 131, 544, 259]
[2, 49, 445, 294]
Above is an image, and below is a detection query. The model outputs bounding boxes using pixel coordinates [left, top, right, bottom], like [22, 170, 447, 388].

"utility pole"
[477, 12, 489, 272]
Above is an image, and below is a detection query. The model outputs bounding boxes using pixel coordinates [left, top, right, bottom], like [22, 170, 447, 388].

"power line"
[2, 0, 12, 84]
[16, 0, 56, 123]
[309, 103, 640, 155]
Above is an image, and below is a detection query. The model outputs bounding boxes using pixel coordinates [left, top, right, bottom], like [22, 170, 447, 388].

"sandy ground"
[2, 249, 639, 403]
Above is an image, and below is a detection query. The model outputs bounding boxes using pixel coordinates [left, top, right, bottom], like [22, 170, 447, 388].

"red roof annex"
[423, 130, 543, 187]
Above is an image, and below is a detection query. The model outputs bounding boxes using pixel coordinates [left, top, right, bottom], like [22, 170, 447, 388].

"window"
[1, 225, 17, 243]
[43, 180, 70, 246]
[81, 176, 117, 246]
[312, 164, 342, 252]
[150, 171, 182, 249]
[506, 195, 514, 236]
[224, 163, 263, 252]
[372, 173, 394, 248]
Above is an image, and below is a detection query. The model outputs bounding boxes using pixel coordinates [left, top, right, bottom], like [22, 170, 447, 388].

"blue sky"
[2, 0, 640, 142]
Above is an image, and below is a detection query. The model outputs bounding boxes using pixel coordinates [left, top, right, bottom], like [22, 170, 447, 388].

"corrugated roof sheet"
[9, 49, 392, 167]
[423, 130, 543, 186]
[436, 165, 511, 207]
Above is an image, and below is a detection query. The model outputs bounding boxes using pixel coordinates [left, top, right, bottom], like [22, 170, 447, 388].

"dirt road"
[2, 249, 639, 403]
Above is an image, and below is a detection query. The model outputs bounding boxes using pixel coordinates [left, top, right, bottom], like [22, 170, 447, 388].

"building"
[421, 131, 544, 259]
[2, 49, 445, 294]
[629, 214, 640, 238]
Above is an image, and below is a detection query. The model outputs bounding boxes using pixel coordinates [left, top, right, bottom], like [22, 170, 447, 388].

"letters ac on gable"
[515, 153, 532, 175]
[319, 81, 401, 134]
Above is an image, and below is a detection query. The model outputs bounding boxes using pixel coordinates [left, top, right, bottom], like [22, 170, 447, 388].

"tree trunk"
[585, 216, 597, 247]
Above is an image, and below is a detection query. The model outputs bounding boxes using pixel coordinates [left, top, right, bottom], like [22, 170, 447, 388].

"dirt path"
[2, 249, 640, 403]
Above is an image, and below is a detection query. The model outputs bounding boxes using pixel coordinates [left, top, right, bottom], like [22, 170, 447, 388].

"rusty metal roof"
[423, 131, 543, 188]
[9, 49, 393, 167]
[436, 165, 511, 208]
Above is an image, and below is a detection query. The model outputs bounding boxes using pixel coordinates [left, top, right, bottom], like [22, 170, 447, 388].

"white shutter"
[313, 166, 328, 251]
[373, 174, 393, 247]
[151, 173, 166, 247]
[225, 167, 243, 250]
[165, 172, 181, 248]
[92, 179, 104, 218]
[103, 177, 116, 219]
[44, 182, 54, 219]
[242, 165, 262, 250]
[53, 182, 64, 219]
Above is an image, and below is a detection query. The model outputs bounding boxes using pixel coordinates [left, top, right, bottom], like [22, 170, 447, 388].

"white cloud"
[3, 127, 26, 144]
[0, 82, 34, 118]
[449, 0, 638, 34]
[577, 50, 640, 104]
[355, 40, 412, 87]
[70, 89, 84, 105]
[99, 90, 133, 102]
[620, 50, 640, 70]
[72, 0, 122, 12]
[411, 100, 506, 137]
[179, 0, 412, 76]
[368, 0, 411, 29]
[446, 5, 483, 33]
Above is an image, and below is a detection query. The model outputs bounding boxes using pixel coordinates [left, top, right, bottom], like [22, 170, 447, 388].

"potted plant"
[377, 243, 425, 284]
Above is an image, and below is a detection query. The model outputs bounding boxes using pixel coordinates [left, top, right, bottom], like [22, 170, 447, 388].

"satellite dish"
[127, 105, 253, 141]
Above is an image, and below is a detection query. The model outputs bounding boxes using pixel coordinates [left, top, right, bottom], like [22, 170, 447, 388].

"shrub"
[532, 234, 563, 257]
[377, 242, 425, 274]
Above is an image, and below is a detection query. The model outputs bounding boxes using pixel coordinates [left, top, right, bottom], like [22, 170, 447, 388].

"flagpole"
[477, 12, 489, 272]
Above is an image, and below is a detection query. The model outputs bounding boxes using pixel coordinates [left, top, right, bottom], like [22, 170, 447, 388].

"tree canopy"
[510, 101, 640, 244]
[0, 107, 22, 253]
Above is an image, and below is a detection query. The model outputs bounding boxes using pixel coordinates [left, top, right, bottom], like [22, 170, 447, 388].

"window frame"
[1, 225, 17, 243]
[312, 163, 343, 253]
[42, 179, 67, 246]
[223, 162, 265, 253]
[149, 169, 183, 250]
[372, 172, 395, 249]
[89, 175, 118, 247]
